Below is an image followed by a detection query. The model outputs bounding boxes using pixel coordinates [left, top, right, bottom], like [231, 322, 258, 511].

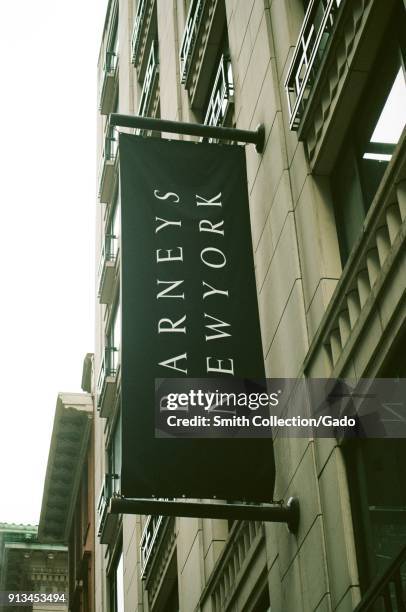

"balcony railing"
[354, 543, 406, 611]
[96, 475, 110, 537]
[131, 0, 148, 65]
[140, 514, 169, 579]
[105, 50, 117, 73]
[100, 51, 119, 115]
[284, 0, 343, 131]
[104, 124, 118, 162]
[138, 42, 159, 119]
[204, 55, 234, 130]
[97, 234, 118, 305]
[203, 521, 264, 612]
[97, 346, 118, 418]
[179, 0, 205, 85]
[97, 474, 120, 545]
[98, 123, 118, 204]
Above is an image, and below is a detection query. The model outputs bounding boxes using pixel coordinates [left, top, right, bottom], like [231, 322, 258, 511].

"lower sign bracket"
[109, 496, 300, 534]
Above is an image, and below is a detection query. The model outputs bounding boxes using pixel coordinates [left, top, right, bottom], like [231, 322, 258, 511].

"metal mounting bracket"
[109, 496, 300, 534]
[109, 113, 266, 154]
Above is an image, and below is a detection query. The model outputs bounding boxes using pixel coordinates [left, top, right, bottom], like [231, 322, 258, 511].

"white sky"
[0, 0, 107, 525]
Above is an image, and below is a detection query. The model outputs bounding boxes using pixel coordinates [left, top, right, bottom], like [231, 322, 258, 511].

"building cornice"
[38, 393, 93, 544]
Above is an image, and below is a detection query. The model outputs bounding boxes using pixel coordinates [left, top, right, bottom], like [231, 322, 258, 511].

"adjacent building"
[38, 358, 95, 612]
[0, 523, 68, 612]
[93, 0, 406, 611]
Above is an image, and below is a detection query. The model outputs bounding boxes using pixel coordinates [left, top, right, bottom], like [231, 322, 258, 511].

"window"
[165, 578, 179, 612]
[345, 440, 406, 590]
[107, 9, 119, 72]
[202, 29, 234, 135]
[150, 552, 179, 611]
[106, 300, 121, 376]
[109, 549, 124, 612]
[106, 190, 120, 259]
[108, 413, 122, 495]
[252, 585, 271, 612]
[81, 460, 89, 543]
[331, 3, 406, 264]
[344, 326, 406, 591]
[138, 40, 159, 118]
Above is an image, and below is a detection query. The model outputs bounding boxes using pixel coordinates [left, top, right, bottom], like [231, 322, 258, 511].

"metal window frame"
[131, 0, 148, 65]
[139, 514, 169, 578]
[204, 54, 234, 130]
[284, 0, 343, 131]
[96, 346, 118, 409]
[138, 41, 159, 118]
[103, 123, 119, 162]
[97, 233, 118, 298]
[179, 0, 205, 85]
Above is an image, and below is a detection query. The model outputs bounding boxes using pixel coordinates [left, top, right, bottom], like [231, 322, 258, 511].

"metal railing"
[99, 49, 118, 115]
[204, 55, 234, 129]
[140, 514, 169, 579]
[284, 0, 343, 130]
[138, 42, 159, 118]
[103, 123, 118, 162]
[179, 0, 205, 85]
[96, 475, 112, 537]
[131, 0, 148, 65]
[210, 521, 263, 612]
[97, 234, 118, 296]
[104, 50, 118, 74]
[98, 120, 119, 202]
[96, 346, 118, 409]
[354, 543, 406, 611]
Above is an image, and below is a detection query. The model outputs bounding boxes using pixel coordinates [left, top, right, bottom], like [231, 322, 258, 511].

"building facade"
[94, 1, 406, 611]
[39, 372, 95, 612]
[0, 523, 68, 612]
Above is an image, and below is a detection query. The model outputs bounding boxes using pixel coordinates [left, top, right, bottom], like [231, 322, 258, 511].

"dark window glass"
[344, 326, 406, 590]
[81, 459, 89, 542]
[165, 578, 180, 612]
[252, 586, 271, 612]
[109, 413, 122, 495]
[345, 439, 406, 589]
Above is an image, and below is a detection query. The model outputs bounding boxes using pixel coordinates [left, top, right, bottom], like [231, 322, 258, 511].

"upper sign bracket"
[109, 113, 266, 154]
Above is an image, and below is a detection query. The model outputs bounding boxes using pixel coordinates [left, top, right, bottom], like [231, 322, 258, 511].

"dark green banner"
[119, 133, 275, 501]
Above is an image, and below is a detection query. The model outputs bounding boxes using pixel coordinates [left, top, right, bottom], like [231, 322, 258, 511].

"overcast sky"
[0, 0, 107, 525]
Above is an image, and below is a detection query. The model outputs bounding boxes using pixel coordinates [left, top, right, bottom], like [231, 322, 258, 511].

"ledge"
[38, 393, 93, 544]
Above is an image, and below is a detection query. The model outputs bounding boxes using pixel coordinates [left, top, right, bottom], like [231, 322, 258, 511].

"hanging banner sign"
[119, 134, 275, 501]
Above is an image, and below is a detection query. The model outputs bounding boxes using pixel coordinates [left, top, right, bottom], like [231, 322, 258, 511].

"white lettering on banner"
[156, 247, 184, 262]
[202, 281, 229, 300]
[196, 192, 222, 206]
[204, 313, 231, 341]
[200, 247, 227, 269]
[159, 353, 188, 374]
[155, 189, 234, 374]
[156, 280, 185, 299]
[158, 315, 187, 334]
[199, 219, 224, 235]
[154, 190, 180, 203]
[155, 217, 182, 233]
[206, 357, 235, 375]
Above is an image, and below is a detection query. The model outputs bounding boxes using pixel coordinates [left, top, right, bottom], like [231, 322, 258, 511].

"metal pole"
[109, 497, 300, 533]
[109, 113, 266, 154]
